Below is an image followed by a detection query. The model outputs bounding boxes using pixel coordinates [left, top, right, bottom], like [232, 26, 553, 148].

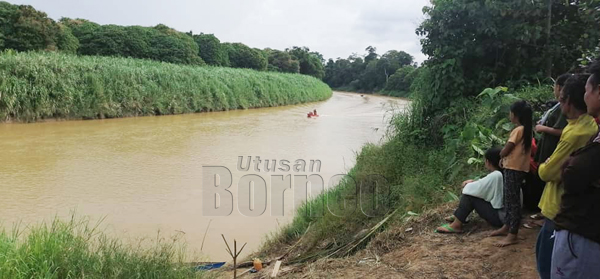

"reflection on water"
[0, 92, 407, 261]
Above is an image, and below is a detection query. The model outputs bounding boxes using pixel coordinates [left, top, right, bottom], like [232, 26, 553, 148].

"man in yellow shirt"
[535, 74, 599, 279]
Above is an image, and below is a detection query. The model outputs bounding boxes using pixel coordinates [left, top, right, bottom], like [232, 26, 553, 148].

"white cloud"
[7, 0, 431, 62]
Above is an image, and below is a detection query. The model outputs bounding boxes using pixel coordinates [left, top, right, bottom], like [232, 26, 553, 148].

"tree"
[385, 66, 419, 93]
[123, 26, 152, 58]
[193, 33, 227, 66]
[364, 46, 378, 64]
[287, 46, 325, 79]
[416, 0, 600, 115]
[60, 18, 100, 53]
[265, 48, 300, 73]
[323, 47, 416, 92]
[378, 50, 414, 86]
[63, 19, 204, 65]
[224, 42, 267, 71]
[355, 49, 414, 91]
[56, 23, 79, 53]
[0, 2, 62, 51]
[150, 24, 204, 65]
[84, 24, 129, 57]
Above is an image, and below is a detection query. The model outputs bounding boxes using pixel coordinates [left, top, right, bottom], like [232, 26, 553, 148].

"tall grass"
[0, 51, 332, 122]
[0, 216, 214, 279]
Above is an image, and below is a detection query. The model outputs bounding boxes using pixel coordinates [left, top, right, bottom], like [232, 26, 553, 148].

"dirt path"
[241, 204, 540, 279]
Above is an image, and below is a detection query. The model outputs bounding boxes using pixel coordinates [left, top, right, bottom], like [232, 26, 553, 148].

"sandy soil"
[236, 203, 540, 279]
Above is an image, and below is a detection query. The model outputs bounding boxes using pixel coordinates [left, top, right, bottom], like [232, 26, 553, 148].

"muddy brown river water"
[0, 92, 407, 261]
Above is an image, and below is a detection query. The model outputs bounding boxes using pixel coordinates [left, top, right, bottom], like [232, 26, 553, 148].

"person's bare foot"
[494, 233, 519, 247]
[489, 225, 509, 237]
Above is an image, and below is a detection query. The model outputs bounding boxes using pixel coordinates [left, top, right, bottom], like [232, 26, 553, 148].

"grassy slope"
[0, 51, 332, 122]
[0, 217, 216, 279]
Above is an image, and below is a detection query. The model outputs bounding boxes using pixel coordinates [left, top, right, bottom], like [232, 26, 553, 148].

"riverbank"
[0, 51, 332, 122]
[329, 89, 410, 100]
[243, 203, 538, 278]
[240, 84, 552, 277]
[0, 216, 217, 279]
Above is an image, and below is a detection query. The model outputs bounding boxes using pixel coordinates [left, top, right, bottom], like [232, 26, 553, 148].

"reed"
[0, 51, 332, 122]
[0, 216, 215, 278]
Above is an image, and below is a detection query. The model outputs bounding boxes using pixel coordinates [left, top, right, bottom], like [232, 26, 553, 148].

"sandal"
[523, 220, 543, 229]
[530, 213, 544, 220]
[435, 224, 463, 234]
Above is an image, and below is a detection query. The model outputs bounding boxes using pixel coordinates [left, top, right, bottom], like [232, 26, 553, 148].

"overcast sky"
[8, 0, 431, 63]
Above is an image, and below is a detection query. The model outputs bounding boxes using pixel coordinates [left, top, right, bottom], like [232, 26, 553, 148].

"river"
[0, 92, 407, 261]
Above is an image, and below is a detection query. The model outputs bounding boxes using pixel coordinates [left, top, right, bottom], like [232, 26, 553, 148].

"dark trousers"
[503, 169, 526, 234]
[536, 219, 555, 279]
[523, 170, 545, 212]
[454, 194, 503, 228]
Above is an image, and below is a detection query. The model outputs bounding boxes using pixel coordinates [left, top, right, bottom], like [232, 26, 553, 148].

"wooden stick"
[200, 219, 212, 252]
[221, 234, 233, 257]
[271, 260, 282, 278]
[234, 240, 237, 279]
[238, 242, 247, 255]
[221, 235, 247, 279]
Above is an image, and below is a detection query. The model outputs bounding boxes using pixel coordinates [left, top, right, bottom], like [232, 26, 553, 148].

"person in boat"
[307, 111, 314, 118]
[313, 109, 319, 117]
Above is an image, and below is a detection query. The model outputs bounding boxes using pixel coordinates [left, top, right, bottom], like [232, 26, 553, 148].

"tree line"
[324, 46, 418, 96]
[0, 1, 325, 78]
[415, 0, 600, 119]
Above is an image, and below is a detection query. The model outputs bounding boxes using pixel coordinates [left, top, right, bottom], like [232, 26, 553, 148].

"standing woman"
[535, 74, 599, 279]
[491, 100, 533, 247]
[524, 74, 571, 212]
[551, 60, 600, 278]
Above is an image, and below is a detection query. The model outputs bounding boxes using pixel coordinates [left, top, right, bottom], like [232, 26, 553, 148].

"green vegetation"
[257, 0, 600, 264]
[265, 49, 300, 74]
[0, 1, 326, 77]
[0, 51, 332, 122]
[415, 0, 600, 120]
[382, 66, 421, 97]
[62, 19, 205, 65]
[286, 47, 326, 79]
[323, 46, 416, 95]
[223, 42, 268, 71]
[0, 216, 213, 279]
[0, 1, 75, 53]
[193, 33, 228, 67]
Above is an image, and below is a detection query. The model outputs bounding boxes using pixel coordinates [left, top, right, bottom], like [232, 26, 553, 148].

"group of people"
[435, 59, 600, 278]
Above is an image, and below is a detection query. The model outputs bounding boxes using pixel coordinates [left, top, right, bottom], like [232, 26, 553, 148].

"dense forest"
[410, 0, 600, 140]
[0, 1, 421, 96]
[323, 46, 418, 96]
[0, 1, 325, 78]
